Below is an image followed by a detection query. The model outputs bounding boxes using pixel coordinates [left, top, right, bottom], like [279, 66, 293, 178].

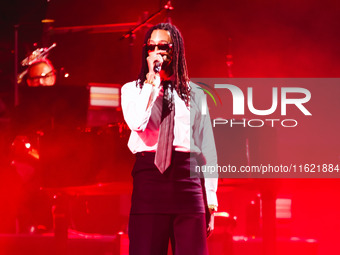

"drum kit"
[10, 10, 155, 237]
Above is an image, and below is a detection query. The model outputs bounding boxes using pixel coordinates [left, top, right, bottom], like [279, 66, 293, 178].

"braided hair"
[137, 23, 191, 106]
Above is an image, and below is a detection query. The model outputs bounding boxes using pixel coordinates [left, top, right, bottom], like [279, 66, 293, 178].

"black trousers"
[128, 151, 208, 255]
[129, 213, 208, 255]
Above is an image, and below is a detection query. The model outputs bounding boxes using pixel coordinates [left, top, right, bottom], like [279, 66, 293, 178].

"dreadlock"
[136, 23, 191, 107]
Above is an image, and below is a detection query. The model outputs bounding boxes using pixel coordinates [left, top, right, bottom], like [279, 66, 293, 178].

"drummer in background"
[11, 57, 57, 233]
[26, 58, 56, 87]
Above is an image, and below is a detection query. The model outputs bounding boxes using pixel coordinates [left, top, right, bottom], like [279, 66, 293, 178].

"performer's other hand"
[207, 208, 215, 237]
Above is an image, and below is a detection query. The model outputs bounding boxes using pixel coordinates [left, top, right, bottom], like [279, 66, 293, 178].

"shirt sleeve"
[201, 108, 219, 207]
[121, 80, 160, 132]
[192, 84, 219, 208]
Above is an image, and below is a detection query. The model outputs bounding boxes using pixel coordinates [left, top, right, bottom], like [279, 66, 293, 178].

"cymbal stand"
[14, 25, 19, 106]
[120, 0, 174, 40]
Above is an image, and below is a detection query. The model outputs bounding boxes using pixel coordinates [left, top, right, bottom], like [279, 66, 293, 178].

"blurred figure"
[26, 58, 56, 87]
[10, 57, 57, 233]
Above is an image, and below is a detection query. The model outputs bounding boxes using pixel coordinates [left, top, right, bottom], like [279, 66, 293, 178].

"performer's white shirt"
[121, 79, 218, 207]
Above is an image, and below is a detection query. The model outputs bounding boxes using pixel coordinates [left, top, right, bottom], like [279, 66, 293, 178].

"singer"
[121, 23, 217, 255]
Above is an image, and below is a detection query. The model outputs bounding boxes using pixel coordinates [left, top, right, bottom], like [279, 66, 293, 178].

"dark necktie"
[154, 81, 175, 173]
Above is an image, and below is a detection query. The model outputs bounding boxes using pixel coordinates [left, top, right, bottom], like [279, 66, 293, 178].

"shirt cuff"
[205, 178, 218, 207]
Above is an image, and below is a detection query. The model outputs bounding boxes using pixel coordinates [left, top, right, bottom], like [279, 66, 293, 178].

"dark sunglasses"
[145, 43, 173, 52]
[28, 70, 56, 81]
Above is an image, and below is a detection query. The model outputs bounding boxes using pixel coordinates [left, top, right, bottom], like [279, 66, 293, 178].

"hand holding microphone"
[153, 60, 162, 73]
[145, 53, 164, 108]
[146, 53, 164, 86]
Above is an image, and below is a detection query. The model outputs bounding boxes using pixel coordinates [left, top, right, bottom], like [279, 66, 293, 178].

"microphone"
[154, 61, 162, 73]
